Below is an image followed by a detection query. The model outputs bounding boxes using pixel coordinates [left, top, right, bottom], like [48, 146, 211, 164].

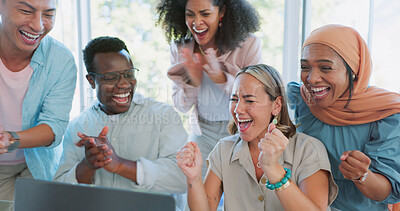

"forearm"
[355, 170, 392, 201]
[265, 165, 327, 211]
[115, 158, 137, 183]
[76, 160, 96, 184]
[276, 184, 325, 211]
[187, 177, 211, 211]
[17, 124, 55, 148]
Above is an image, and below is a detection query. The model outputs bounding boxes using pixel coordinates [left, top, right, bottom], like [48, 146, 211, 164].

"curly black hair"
[83, 36, 129, 73]
[156, 0, 260, 54]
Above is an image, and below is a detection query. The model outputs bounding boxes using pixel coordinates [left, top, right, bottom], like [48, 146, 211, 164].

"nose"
[307, 69, 322, 85]
[116, 74, 131, 89]
[193, 16, 203, 28]
[233, 100, 245, 115]
[29, 13, 44, 32]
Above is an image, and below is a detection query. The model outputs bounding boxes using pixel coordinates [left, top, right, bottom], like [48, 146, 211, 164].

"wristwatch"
[6, 131, 20, 152]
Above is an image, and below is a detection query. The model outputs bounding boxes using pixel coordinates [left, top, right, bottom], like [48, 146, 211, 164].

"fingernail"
[340, 155, 346, 160]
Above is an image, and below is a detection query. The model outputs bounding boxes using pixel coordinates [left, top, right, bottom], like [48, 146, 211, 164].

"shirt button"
[261, 178, 267, 184]
[258, 195, 264, 202]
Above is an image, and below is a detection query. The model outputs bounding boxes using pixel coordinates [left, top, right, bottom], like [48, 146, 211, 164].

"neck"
[0, 34, 35, 72]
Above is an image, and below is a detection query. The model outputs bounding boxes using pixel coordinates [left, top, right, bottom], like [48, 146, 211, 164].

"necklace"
[198, 44, 206, 56]
[198, 44, 218, 56]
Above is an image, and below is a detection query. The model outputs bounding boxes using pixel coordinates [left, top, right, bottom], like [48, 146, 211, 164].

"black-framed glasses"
[90, 68, 138, 83]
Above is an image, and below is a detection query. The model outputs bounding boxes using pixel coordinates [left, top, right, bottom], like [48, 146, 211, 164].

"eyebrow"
[301, 59, 333, 63]
[186, 9, 211, 13]
[17, 1, 56, 12]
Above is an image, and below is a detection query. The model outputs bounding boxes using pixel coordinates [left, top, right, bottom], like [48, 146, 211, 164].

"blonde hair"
[228, 64, 296, 138]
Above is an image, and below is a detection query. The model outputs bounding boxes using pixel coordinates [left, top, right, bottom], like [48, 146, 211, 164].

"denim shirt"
[22, 36, 77, 181]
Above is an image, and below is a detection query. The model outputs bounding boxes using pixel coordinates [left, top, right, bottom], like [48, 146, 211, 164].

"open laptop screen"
[14, 178, 175, 211]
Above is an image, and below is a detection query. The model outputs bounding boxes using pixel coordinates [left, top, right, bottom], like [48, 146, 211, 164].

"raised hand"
[339, 150, 371, 181]
[202, 48, 226, 84]
[258, 123, 289, 176]
[176, 142, 203, 182]
[181, 48, 203, 86]
[76, 127, 113, 170]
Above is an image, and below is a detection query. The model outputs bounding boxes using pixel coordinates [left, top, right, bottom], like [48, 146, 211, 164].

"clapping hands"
[181, 47, 226, 86]
[76, 126, 121, 173]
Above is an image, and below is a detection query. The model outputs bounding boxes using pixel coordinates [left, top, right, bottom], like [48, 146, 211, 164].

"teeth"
[21, 31, 41, 39]
[237, 118, 253, 123]
[311, 87, 328, 92]
[114, 92, 130, 98]
[192, 27, 207, 33]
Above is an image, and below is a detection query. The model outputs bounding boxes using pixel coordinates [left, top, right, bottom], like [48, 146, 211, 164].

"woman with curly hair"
[156, 0, 262, 178]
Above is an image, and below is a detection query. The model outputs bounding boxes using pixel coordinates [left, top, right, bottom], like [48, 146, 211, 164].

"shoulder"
[370, 113, 400, 140]
[39, 36, 74, 58]
[171, 39, 194, 51]
[135, 93, 178, 116]
[286, 81, 304, 109]
[292, 132, 327, 151]
[286, 132, 328, 162]
[68, 106, 97, 127]
[219, 134, 240, 146]
[209, 134, 240, 158]
[237, 34, 261, 50]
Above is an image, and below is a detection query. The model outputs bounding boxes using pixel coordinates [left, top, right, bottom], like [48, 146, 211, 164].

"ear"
[86, 74, 96, 89]
[219, 5, 226, 18]
[272, 96, 283, 115]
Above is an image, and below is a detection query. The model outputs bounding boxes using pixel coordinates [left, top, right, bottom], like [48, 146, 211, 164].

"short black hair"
[156, 0, 260, 54]
[83, 36, 129, 73]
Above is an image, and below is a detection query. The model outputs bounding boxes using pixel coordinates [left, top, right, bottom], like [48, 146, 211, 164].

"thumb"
[340, 151, 352, 161]
[192, 142, 202, 165]
[99, 126, 109, 138]
[267, 122, 276, 133]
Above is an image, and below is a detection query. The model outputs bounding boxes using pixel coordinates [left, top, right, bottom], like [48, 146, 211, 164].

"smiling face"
[301, 43, 350, 108]
[230, 74, 281, 143]
[0, 0, 56, 55]
[86, 50, 136, 115]
[185, 0, 224, 50]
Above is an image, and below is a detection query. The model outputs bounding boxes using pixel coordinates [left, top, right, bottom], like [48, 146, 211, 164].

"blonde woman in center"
[176, 64, 338, 211]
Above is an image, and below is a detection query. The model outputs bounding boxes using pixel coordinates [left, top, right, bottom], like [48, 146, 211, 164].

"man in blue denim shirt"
[0, 0, 77, 202]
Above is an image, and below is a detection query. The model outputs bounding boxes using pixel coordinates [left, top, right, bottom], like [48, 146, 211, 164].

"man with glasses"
[54, 37, 188, 210]
[0, 0, 77, 203]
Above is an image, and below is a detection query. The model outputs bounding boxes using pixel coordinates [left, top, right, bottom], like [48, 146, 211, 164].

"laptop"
[14, 178, 175, 211]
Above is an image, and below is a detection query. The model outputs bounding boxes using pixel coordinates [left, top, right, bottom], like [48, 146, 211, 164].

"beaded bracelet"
[266, 168, 291, 191]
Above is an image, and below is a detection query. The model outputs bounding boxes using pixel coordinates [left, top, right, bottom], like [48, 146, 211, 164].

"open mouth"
[310, 86, 330, 99]
[237, 118, 253, 132]
[192, 27, 208, 40]
[20, 30, 41, 44]
[112, 92, 131, 105]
